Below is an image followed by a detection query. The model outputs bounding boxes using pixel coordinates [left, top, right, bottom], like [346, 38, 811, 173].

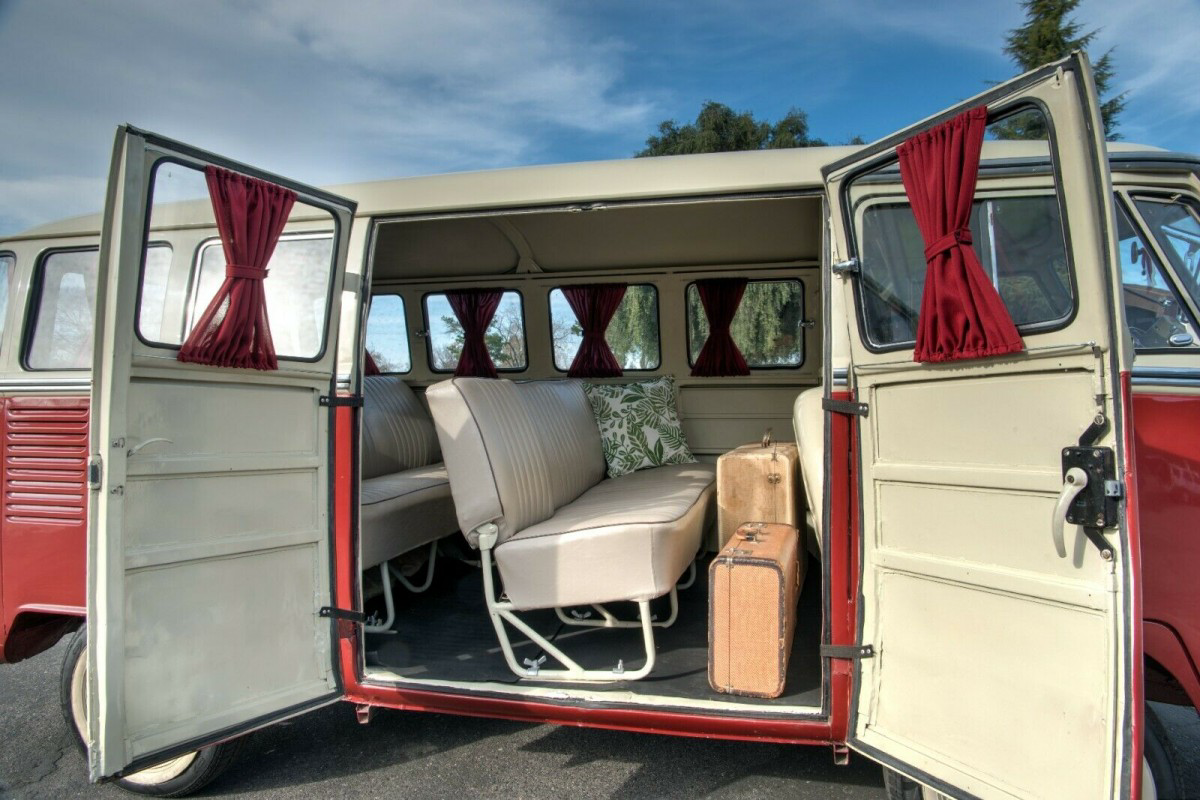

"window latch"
[831, 257, 860, 276]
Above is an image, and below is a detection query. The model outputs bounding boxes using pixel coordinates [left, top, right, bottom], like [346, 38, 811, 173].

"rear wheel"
[59, 627, 241, 797]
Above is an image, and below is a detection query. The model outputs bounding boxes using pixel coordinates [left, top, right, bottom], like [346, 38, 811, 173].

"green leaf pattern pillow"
[583, 377, 696, 478]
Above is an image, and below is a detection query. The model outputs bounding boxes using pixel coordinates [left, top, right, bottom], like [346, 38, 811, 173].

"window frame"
[136, 157, 342, 364]
[0, 251, 15, 347]
[420, 288, 529, 374]
[365, 293, 413, 374]
[683, 277, 808, 370]
[842, 99, 1082, 355]
[546, 283, 662, 373]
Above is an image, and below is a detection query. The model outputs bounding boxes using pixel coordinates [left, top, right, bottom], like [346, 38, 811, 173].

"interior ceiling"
[372, 195, 822, 280]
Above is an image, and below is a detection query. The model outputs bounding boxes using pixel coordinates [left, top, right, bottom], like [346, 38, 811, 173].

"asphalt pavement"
[2, 639, 1197, 799]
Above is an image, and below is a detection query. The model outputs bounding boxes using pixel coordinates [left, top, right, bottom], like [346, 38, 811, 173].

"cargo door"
[86, 126, 356, 779]
[824, 54, 1139, 798]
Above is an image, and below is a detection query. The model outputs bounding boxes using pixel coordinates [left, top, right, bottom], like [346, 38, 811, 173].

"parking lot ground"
[2, 639, 1197, 799]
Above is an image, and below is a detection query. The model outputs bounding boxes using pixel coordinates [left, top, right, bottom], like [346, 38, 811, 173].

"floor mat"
[365, 553, 823, 708]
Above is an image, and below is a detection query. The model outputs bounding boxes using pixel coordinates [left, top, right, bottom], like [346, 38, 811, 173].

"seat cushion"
[360, 464, 458, 569]
[494, 463, 715, 610]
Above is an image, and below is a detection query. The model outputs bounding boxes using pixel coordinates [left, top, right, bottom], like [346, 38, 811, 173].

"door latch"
[1056, 444, 1120, 560]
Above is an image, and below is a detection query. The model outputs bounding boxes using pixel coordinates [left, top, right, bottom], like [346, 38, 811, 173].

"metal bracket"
[823, 398, 869, 417]
[320, 395, 364, 408]
[87, 457, 102, 490]
[319, 606, 366, 623]
[821, 644, 875, 660]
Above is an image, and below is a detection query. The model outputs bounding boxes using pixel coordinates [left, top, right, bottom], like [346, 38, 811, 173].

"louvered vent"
[4, 398, 89, 525]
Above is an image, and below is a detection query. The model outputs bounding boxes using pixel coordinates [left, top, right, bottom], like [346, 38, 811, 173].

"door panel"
[87, 126, 356, 779]
[825, 54, 1136, 799]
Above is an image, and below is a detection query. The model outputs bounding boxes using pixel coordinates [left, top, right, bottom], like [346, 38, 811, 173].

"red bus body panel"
[0, 396, 88, 663]
[1133, 390, 1200, 708]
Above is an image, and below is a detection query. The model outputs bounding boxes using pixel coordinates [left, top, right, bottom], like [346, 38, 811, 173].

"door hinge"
[821, 643, 875, 660]
[823, 398, 869, 417]
[87, 457, 102, 490]
[319, 395, 364, 408]
[832, 257, 860, 276]
[319, 606, 366, 623]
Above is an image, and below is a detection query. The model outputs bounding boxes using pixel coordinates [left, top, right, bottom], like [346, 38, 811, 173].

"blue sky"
[1, 0, 1196, 235]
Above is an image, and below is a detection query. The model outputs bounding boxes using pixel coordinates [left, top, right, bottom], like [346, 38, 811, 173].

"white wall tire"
[59, 627, 241, 797]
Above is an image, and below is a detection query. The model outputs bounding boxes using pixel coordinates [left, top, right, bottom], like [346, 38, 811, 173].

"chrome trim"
[0, 378, 91, 392]
[1131, 366, 1200, 387]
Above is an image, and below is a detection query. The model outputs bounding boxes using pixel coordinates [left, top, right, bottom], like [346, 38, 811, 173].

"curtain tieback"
[923, 228, 972, 262]
[226, 264, 269, 280]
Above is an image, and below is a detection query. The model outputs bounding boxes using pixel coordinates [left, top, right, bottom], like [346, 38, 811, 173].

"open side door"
[824, 54, 1139, 799]
[87, 126, 357, 779]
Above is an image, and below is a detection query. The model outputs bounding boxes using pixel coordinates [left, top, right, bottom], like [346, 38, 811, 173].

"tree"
[998, 0, 1125, 139]
[636, 102, 826, 157]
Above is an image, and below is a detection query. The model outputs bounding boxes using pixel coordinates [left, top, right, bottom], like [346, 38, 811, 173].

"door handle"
[1052, 467, 1089, 558]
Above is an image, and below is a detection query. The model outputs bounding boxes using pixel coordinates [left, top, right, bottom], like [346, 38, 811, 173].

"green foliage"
[637, 102, 826, 157]
[996, 0, 1125, 139]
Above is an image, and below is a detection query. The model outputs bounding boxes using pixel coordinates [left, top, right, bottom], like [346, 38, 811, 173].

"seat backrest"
[361, 376, 442, 480]
[426, 378, 605, 546]
[793, 386, 824, 546]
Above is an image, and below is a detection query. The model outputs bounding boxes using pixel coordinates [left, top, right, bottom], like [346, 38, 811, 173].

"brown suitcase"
[716, 434, 801, 549]
[708, 522, 801, 698]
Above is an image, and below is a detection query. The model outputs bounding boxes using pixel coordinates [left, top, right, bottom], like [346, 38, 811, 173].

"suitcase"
[716, 433, 801, 549]
[708, 522, 801, 698]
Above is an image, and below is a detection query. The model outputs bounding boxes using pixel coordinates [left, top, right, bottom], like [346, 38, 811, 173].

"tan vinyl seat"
[427, 377, 712, 610]
[360, 376, 459, 569]
[792, 387, 824, 552]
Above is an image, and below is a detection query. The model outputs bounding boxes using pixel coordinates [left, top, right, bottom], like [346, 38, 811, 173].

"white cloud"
[0, 0, 653, 233]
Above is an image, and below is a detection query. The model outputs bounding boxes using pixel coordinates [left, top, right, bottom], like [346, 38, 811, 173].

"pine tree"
[998, 0, 1125, 139]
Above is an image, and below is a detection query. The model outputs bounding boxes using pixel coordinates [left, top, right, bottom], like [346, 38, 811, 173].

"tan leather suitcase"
[716, 434, 801, 549]
[708, 522, 801, 698]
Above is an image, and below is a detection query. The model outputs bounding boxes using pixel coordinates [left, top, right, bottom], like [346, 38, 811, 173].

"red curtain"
[446, 289, 503, 378]
[690, 277, 750, 377]
[897, 105, 1023, 362]
[562, 283, 627, 378]
[364, 350, 382, 376]
[178, 166, 296, 370]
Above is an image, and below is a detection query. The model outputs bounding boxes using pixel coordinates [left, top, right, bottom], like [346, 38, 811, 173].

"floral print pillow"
[583, 376, 697, 478]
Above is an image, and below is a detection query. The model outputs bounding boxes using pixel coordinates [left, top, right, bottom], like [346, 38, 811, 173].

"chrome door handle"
[1052, 467, 1089, 558]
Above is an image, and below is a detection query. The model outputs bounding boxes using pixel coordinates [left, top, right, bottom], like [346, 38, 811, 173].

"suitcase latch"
[767, 473, 781, 485]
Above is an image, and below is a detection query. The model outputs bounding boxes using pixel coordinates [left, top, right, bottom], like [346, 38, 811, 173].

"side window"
[685, 279, 806, 368]
[549, 285, 660, 371]
[0, 253, 13, 341]
[365, 295, 411, 373]
[1116, 201, 1199, 350]
[27, 249, 99, 370]
[856, 195, 1072, 347]
[139, 160, 337, 361]
[424, 290, 526, 372]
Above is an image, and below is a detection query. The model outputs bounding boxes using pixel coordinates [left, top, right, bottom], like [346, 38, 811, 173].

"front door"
[87, 126, 357, 779]
[825, 54, 1138, 798]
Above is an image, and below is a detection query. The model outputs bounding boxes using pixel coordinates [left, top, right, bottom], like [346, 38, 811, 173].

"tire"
[1144, 703, 1182, 800]
[882, 767, 952, 800]
[60, 627, 242, 797]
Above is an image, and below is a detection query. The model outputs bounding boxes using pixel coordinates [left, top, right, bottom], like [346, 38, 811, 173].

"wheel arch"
[2, 609, 84, 663]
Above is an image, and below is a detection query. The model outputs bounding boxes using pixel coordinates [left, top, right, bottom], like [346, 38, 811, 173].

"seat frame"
[478, 524, 671, 682]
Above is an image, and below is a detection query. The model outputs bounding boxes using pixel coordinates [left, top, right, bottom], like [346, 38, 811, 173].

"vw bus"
[0, 54, 1196, 799]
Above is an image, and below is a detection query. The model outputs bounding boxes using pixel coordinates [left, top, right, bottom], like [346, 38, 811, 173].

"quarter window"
[366, 295, 412, 373]
[549, 285, 660, 371]
[686, 279, 805, 368]
[1133, 195, 1200, 310]
[1118, 200, 1199, 349]
[424, 290, 526, 372]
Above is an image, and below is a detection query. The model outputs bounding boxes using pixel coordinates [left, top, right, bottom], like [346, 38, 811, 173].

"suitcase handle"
[761, 428, 773, 448]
